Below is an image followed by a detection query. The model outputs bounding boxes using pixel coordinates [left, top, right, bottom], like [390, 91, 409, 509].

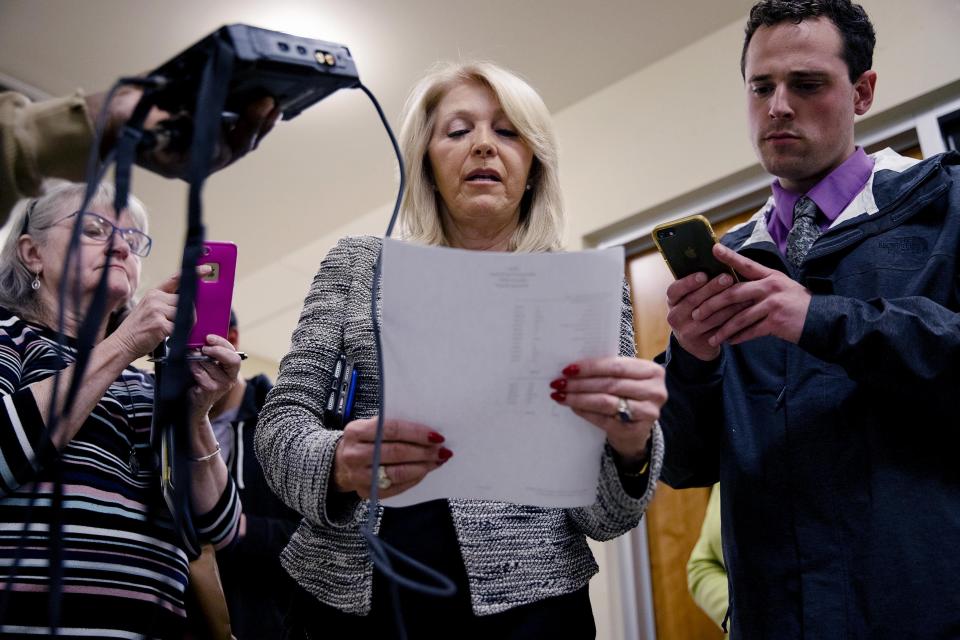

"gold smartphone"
[651, 215, 737, 280]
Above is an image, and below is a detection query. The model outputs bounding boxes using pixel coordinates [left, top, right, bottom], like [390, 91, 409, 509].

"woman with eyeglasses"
[0, 181, 242, 638]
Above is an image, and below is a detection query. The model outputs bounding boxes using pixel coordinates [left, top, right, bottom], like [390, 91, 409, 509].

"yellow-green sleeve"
[687, 482, 728, 630]
[1, 90, 94, 222]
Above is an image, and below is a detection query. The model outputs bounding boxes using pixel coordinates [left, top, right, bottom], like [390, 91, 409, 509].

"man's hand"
[85, 85, 280, 178]
[696, 244, 812, 346]
[666, 270, 741, 362]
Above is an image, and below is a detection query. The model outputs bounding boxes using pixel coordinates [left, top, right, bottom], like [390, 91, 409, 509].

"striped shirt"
[0, 308, 240, 639]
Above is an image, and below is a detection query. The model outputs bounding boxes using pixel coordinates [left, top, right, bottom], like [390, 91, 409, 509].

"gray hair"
[397, 61, 564, 252]
[0, 181, 149, 322]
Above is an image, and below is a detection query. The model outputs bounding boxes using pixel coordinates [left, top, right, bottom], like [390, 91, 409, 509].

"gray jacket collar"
[737, 148, 921, 251]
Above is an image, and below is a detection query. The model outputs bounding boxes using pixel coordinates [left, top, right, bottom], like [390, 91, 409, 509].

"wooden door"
[628, 212, 753, 639]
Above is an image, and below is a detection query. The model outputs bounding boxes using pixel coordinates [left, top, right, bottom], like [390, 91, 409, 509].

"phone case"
[187, 241, 238, 348]
[651, 215, 737, 281]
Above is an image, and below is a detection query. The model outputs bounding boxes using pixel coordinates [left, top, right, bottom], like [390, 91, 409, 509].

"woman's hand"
[108, 265, 219, 362]
[333, 418, 451, 499]
[550, 357, 667, 465]
[108, 271, 180, 360]
[185, 335, 239, 515]
[188, 334, 241, 422]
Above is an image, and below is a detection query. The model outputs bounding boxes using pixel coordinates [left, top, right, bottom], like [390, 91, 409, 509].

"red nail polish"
[562, 364, 580, 377]
[549, 378, 567, 390]
[428, 431, 445, 444]
[551, 391, 567, 402]
[438, 447, 453, 461]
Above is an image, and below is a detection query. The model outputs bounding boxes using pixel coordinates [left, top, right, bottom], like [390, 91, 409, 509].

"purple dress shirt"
[766, 147, 875, 255]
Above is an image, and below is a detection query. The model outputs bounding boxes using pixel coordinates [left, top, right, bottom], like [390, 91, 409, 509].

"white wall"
[557, 0, 960, 251]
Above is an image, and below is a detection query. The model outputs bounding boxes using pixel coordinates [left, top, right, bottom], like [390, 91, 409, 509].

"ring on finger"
[377, 465, 392, 490]
[616, 397, 634, 423]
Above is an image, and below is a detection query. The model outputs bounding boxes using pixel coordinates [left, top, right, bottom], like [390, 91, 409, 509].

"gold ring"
[377, 465, 392, 490]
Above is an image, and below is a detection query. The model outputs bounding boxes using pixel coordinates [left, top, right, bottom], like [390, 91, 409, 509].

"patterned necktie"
[785, 195, 822, 268]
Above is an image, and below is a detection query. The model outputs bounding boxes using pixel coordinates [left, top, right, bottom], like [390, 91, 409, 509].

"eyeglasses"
[39, 211, 153, 257]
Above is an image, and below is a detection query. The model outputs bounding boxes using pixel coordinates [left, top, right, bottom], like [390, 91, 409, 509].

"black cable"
[356, 83, 457, 640]
[52, 74, 168, 452]
[0, 75, 164, 635]
[34, 67, 194, 636]
[48, 82, 164, 633]
[51, 76, 164, 635]
[0, 146, 112, 632]
[0, 60, 442, 638]
[0, 77, 124, 634]
[154, 37, 237, 564]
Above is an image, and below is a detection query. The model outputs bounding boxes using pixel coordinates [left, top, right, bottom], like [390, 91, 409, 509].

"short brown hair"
[741, 0, 876, 82]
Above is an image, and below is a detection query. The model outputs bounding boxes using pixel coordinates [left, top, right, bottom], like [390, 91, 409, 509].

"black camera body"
[148, 24, 360, 121]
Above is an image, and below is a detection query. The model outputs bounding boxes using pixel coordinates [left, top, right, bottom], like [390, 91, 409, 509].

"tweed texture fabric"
[255, 235, 664, 616]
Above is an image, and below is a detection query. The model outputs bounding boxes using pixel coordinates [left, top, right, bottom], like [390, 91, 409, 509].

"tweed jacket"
[256, 235, 664, 616]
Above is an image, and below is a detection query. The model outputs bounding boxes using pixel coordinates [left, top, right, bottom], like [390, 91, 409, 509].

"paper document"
[379, 238, 624, 508]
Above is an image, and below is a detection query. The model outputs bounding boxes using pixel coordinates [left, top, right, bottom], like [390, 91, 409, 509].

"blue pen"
[344, 367, 359, 422]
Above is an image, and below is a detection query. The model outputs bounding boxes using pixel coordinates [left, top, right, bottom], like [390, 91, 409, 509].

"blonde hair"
[397, 61, 564, 252]
[0, 181, 148, 323]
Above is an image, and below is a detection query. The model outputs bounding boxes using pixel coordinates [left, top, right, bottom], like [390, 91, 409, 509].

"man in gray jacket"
[659, 1, 960, 637]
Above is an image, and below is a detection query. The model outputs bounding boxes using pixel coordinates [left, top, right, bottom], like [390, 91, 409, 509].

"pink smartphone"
[187, 241, 238, 348]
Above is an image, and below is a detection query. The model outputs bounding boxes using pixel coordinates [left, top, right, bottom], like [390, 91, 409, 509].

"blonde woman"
[257, 62, 666, 639]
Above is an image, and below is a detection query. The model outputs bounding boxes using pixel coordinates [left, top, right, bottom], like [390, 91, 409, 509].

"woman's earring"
[525, 183, 532, 191]
[31, 271, 41, 291]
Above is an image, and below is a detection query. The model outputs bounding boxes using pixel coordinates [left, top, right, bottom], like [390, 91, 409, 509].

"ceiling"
[0, 0, 755, 363]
